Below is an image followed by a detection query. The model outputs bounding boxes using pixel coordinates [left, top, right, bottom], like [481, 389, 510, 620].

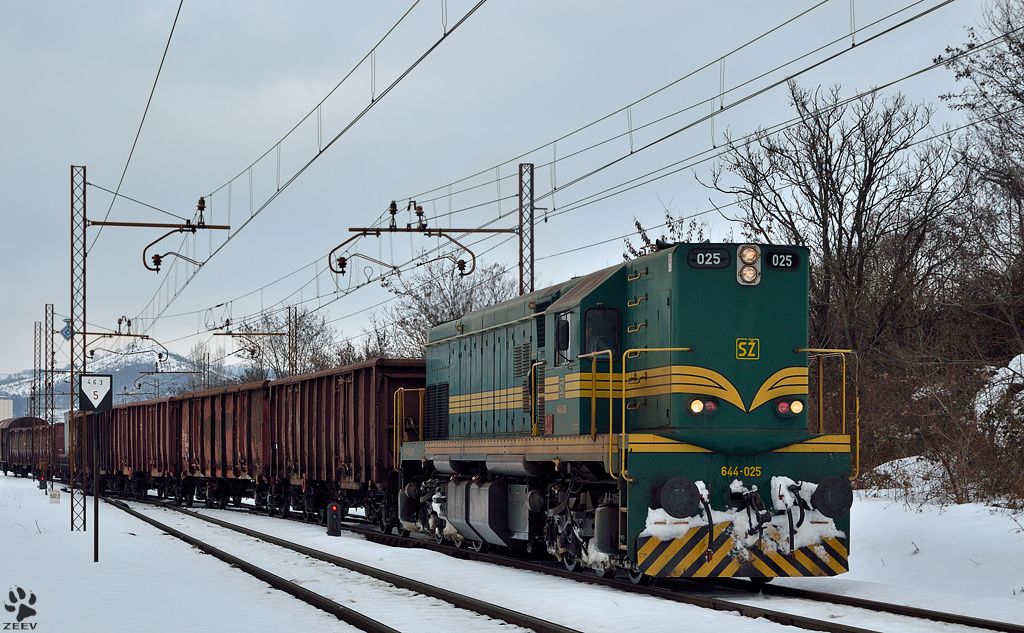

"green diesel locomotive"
[398, 241, 854, 582]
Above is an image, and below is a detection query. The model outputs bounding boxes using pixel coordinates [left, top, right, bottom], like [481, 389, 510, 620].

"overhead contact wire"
[88, 0, 184, 252]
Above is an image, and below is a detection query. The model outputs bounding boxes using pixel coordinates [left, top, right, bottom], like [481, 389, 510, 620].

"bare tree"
[937, 0, 1024, 356]
[238, 306, 338, 380]
[166, 341, 236, 394]
[703, 82, 969, 352]
[372, 253, 518, 357]
[623, 198, 726, 259]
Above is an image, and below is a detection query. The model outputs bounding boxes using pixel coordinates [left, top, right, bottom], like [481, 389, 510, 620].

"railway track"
[105, 497, 577, 633]
[108, 495, 1024, 633]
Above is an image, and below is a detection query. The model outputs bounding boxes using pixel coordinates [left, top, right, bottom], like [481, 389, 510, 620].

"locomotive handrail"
[618, 347, 693, 482]
[576, 350, 615, 442]
[798, 348, 860, 480]
[393, 388, 426, 471]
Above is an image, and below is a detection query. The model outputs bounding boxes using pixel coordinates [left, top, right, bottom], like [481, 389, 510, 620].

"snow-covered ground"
[2, 475, 1022, 632]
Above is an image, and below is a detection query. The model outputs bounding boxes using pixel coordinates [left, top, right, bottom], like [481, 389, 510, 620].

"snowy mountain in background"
[0, 345, 240, 419]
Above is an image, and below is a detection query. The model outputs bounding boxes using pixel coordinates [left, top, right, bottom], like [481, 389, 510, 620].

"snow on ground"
[3, 475, 1023, 632]
[0, 477, 347, 633]
[774, 492, 1024, 625]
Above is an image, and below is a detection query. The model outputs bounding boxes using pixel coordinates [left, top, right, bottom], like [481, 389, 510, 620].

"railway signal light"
[39, 474, 46, 490]
[327, 503, 342, 537]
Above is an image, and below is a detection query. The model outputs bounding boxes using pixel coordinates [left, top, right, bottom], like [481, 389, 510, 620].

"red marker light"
[704, 400, 718, 414]
[777, 400, 790, 415]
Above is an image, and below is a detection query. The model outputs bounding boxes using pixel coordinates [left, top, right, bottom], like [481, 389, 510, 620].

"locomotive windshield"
[584, 305, 621, 359]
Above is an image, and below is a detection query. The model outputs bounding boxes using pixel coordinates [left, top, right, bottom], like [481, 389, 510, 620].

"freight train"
[2, 241, 855, 584]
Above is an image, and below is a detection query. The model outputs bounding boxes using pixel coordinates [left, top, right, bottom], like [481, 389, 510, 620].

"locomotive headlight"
[689, 399, 704, 414]
[740, 265, 759, 283]
[739, 246, 759, 264]
[790, 400, 804, 414]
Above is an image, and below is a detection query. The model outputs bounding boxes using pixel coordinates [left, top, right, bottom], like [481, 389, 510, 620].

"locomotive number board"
[764, 249, 800, 270]
[687, 248, 731, 269]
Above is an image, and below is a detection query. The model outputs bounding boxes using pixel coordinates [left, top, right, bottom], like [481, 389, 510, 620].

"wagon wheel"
[173, 485, 184, 507]
[595, 567, 617, 579]
[434, 530, 446, 545]
[231, 495, 242, 507]
[628, 567, 653, 586]
[185, 489, 195, 507]
[469, 540, 487, 553]
[378, 515, 393, 535]
[302, 505, 315, 523]
[217, 490, 229, 510]
[315, 504, 328, 525]
[136, 484, 147, 501]
[562, 551, 583, 572]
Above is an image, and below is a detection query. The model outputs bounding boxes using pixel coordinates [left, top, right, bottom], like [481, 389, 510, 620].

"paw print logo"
[4, 587, 37, 623]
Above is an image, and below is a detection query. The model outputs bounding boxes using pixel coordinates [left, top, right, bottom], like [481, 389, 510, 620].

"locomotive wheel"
[563, 552, 583, 572]
[628, 567, 653, 586]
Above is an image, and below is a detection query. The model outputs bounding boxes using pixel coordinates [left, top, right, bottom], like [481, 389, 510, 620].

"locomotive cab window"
[584, 305, 621, 360]
[555, 311, 575, 366]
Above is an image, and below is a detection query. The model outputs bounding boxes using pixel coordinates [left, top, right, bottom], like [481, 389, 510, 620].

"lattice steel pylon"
[70, 165, 87, 531]
[44, 304, 55, 492]
[31, 322, 41, 419]
[32, 321, 41, 485]
[518, 163, 535, 296]
[287, 306, 298, 377]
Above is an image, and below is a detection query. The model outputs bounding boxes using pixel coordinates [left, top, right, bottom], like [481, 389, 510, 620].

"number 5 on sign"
[79, 374, 113, 412]
[736, 338, 759, 360]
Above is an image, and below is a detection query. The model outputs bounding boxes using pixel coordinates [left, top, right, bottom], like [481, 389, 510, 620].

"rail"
[392, 388, 425, 471]
[109, 498, 582, 633]
[797, 348, 860, 479]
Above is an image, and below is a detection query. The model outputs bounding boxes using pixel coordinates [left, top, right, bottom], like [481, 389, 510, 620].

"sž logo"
[4, 587, 37, 628]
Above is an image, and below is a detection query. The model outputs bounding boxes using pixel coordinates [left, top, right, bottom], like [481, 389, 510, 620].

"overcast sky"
[0, 0, 989, 376]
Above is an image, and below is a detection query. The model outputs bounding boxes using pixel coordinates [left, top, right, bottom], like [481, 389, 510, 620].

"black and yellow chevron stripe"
[636, 523, 848, 578]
